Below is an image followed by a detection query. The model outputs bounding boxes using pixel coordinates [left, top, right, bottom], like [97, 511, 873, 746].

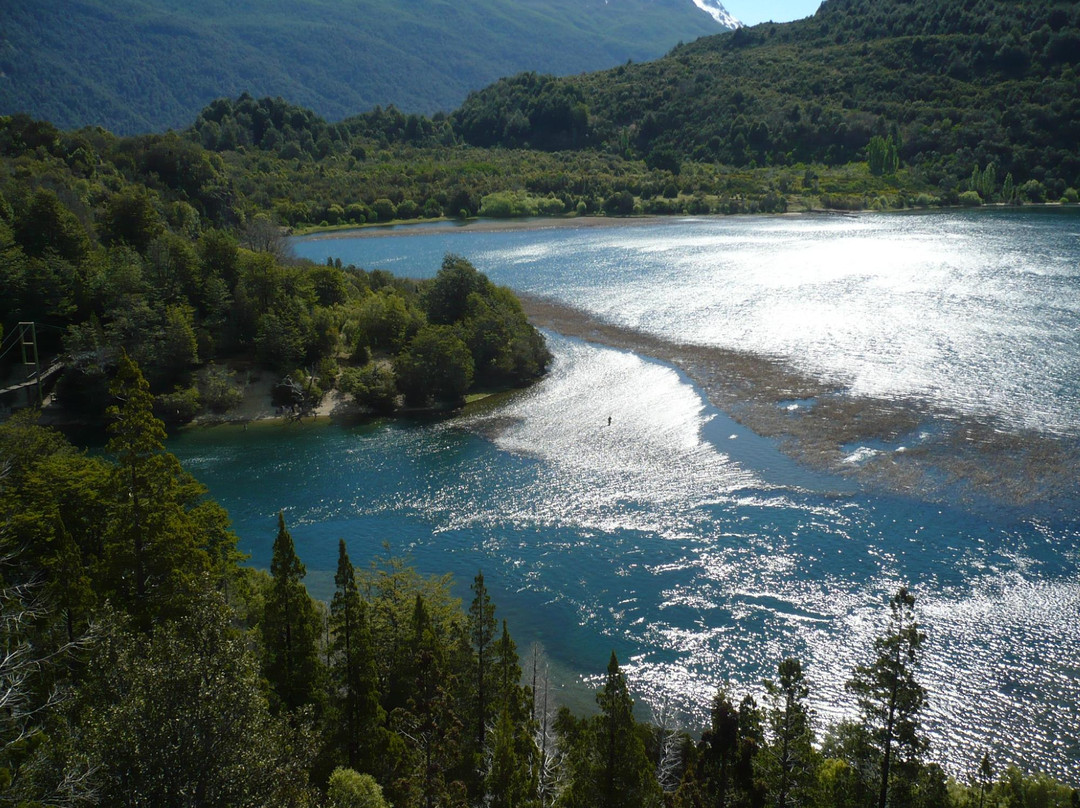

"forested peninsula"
[1, 0, 1079, 804]
[0, 110, 551, 424]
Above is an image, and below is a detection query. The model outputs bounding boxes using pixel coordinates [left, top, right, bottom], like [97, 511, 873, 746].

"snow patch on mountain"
[690, 0, 741, 28]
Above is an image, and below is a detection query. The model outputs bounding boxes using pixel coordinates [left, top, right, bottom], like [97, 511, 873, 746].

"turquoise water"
[172, 211, 1080, 782]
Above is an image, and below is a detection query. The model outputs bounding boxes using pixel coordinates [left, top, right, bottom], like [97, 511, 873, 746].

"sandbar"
[519, 294, 1080, 510]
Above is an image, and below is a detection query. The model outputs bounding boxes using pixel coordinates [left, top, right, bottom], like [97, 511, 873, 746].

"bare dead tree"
[651, 695, 684, 793]
[242, 213, 294, 263]
[529, 643, 566, 808]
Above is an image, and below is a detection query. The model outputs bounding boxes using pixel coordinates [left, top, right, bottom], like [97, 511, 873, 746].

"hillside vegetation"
[453, 0, 1080, 198]
[171, 0, 1080, 222]
[0, 115, 550, 424]
[0, 0, 726, 134]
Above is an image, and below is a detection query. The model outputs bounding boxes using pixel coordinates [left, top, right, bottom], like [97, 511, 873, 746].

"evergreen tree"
[104, 350, 209, 627]
[485, 621, 537, 807]
[81, 591, 317, 808]
[847, 587, 927, 808]
[395, 594, 464, 808]
[759, 658, 817, 808]
[468, 570, 497, 752]
[46, 518, 95, 644]
[486, 703, 537, 808]
[696, 689, 740, 808]
[976, 752, 993, 808]
[494, 619, 529, 723]
[330, 539, 383, 771]
[735, 694, 765, 808]
[263, 511, 322, 711]
[565, 651, 661, 808]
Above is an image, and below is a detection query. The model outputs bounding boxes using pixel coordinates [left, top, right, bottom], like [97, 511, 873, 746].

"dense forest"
[0, 113, 550, 423]
[177, 0, 1080, 220]
[453, 0, 1080, 198]
[0, 397, 1076, 806]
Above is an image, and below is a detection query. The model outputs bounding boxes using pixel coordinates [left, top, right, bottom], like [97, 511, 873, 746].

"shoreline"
[291, 204, 1074, 242]
[293, 214, 683, 241]
[519, 294, 1080, 510]
[290, 210, 849, 241]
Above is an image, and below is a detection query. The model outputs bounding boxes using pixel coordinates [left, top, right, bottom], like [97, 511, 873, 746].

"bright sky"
[727, 0, 823, 27]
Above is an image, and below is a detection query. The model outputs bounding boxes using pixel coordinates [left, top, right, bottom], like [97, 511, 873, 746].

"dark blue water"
[174, 211, 1080, 782]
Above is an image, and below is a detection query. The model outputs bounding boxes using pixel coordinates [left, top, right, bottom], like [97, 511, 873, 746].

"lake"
[170, 210, 1080, 783]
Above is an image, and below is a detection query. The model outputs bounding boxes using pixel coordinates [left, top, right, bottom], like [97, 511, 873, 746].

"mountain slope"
[0, 0, 733, 135]
[451, 0, 1080, 192]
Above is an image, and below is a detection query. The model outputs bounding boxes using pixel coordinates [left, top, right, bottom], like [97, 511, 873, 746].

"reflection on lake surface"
[296, 209, 1080, 437]
[176, 211, 1079, 783]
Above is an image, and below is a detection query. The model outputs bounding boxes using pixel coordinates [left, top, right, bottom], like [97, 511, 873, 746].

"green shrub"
[372, 198, 397, 221]
[538, 196, 566, 216]
[1020, 180, 1046, 204]
[339, 363, 398, 413]
[327, 768, 389, 808]
[154, 385, 201, 424]
[479, 190, 540, 218]
[197, 364, 244, 413]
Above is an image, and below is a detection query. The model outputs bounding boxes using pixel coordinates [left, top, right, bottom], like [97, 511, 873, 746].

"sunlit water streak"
[171, 332, 1080, 784]
[295, 209, 1080, 437]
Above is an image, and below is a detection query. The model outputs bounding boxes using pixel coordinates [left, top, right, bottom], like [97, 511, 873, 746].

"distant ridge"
[0, 0, 733, 135]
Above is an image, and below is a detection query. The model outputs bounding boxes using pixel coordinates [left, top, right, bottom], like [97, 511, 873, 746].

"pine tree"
[469, 570, 497, 752]
[735, 694, 765, 808]
[697, 689, 739, 808]
[486, 704, 537, 808]
[46, 518, 95, 644]
[330, 539, 383, 770]
[847, 587, 927, 808]
[494, 619, 529, 723]
[760, 658, 817, 808]
[263, 511, 322, 711]
[485, 621, 536, 808]
[976, 752, 993, 808]
[588, 651, 662, 808]
[105, 350, 208, 627]
[398, 594, 463, 808]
